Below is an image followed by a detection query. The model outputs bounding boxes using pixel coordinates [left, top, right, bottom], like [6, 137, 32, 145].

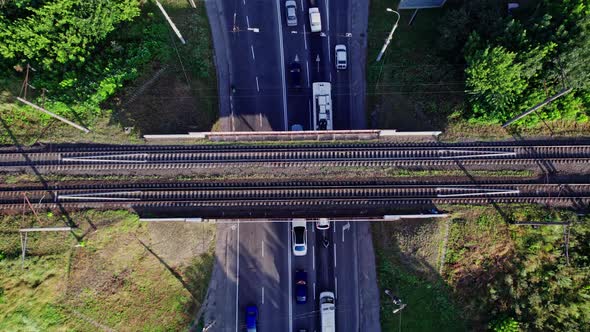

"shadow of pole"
[0, 114, 79, 239]
[454, 160, 513, 224]
[135, 236, 196, 300]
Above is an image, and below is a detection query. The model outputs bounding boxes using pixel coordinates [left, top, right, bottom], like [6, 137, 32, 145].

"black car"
[289, 61, 302, 88]
[295, 270, 307, 304]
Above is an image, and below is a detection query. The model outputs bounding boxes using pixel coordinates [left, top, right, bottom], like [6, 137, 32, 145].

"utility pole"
[19, 63, 36, 99]
[156, 0, 186, 44]
[502, 87, 573, 127]
[376, 9, 401, 62]
[17, 97, 90, 133]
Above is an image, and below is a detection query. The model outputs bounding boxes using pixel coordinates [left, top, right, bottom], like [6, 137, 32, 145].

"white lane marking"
[256, 76, 260, 92]
[261, 240, 265, 257]
[326, 0, 330, 30]
[300, 0, 303, 11]
[333, 241, 337, 267]
[313, 282, 316, 300]
[243, 0, 245, 5]
[262, 287, 265, 304]
[303, 24, 308, 50]
[306, 61, 310, 86]
[312, 245, 316, 271]
[235, 222, 240, 332]
[333, 222, 337, 233]
[251, 45, 255, 60]
[259, 113, 263, 128]
[329, 72, 332, 82]
[335, 276, 338, 299]
[274, 0, 289, 130]
[246, 15, 250, 29]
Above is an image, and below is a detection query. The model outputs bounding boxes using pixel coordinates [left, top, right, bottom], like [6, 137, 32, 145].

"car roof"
[292, 219, 306, 227]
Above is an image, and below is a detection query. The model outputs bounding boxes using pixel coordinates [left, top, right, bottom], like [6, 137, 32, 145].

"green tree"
[0, 0, 141, 70]
[465, 43, 527, 122]
[490, 317, 520, 332]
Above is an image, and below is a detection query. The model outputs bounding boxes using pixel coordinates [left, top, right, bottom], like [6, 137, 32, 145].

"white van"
[319, 292, 335, 332]
[309, 7, 321, 32]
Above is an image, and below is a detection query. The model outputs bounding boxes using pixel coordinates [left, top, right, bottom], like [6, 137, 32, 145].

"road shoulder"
[357, 221, 381, 332]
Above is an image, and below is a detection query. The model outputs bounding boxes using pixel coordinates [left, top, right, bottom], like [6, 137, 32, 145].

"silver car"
[335, 44, 347, 70]
[285, 1, 297, 27]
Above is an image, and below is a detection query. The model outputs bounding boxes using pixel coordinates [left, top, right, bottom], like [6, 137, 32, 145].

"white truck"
[309, 7, 322, 32]
[312, 82, 332, 130]
[319, 291, 336, 332]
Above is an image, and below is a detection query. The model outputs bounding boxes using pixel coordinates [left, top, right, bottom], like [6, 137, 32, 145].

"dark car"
[295, 270, 308, 304]
[289, 61, 302, 88]
[246, 305, 258, 332]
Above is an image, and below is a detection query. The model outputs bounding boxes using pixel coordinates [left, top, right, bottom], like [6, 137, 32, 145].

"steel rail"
[1, 184, 589, 204]
[2, 143, 590, 157]
[0, 196, 587, 212]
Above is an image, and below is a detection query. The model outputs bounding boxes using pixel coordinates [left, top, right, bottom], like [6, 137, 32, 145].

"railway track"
[2, 181, 588, 211]
[2, 142, 590, 170]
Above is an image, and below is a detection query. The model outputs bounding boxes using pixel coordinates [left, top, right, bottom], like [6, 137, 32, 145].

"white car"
[335, 44, 347, 70]
[316, 218, 330, 230]
[285, 1, 297, 27]
[291, 219, 307, 256]
[309, 7, 321, 32]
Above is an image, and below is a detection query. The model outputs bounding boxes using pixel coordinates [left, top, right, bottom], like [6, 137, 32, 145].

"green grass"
[0, 210, 216, 331]
[376, 252, 466, 332]
[372, 219, 466, 331]
[366, 1, 464, 131]
[388, 169, 535, 178]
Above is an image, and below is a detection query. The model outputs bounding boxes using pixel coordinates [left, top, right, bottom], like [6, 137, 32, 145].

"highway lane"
[223, 0, 287, 131]
[281, 0, 313, 130]
[329, 0, 353, 130]
[280, 0, 353, 130]
[236, 222, 291, 332]
[333, 220, 360, 332]
[291, 221, 318, 331]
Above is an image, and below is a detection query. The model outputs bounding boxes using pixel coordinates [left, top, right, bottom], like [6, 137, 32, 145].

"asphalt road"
[209, 0, 360, 131]
[222, 0, 288, 131]
[207, 0, 368, 330]
[237, 222, 291, 332]
[281, 0, 354, 130]
[210, 219, 360, 332]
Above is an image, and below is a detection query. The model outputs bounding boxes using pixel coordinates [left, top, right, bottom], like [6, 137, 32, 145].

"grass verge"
[372, 219, 466, 331]
[0, 210, 215, 331]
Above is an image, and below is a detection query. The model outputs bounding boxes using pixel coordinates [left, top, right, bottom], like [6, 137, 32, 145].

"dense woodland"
[438, 0, 590, 126]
